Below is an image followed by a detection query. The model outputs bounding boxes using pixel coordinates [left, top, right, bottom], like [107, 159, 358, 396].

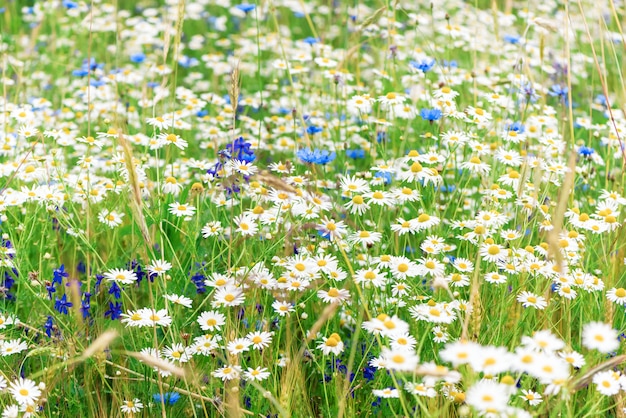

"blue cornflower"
[578, 146, 595, 157]
[153, 392, 180, 405]
[72, 68, 89, 77]
[130, 52, 146, 64]
[506, 121, 525, 133]
[549, 85, 568, 99]
[420, 108, 442, 122]
[62, 0, 78, 9]
[519, 81, 539, 102]
[130, 53, 146, 64]
[178, 56, 199, 68]
[302, 37, 320, 45]
[437, 184, 456, 193]
[346, 148, 365, 159]
[235, 4, 256, 13]
[72, 58, 101, 77]
[374, 171, 392, 185]
[376, 131, 387, 143]
[503, 34, 521, 44]
[595, 94, 608, 107]
[306, 125, 323, 135]
[54, 294, 73, 315]
[86, 58, 100, 71]
[409, 58, 436, 72]
[90, 79, 106, 87]
[297, 148, 336, 165]
[317, 230, 331, 240]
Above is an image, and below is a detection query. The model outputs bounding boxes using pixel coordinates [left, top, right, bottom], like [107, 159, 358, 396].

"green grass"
[0, 0, 626, 417]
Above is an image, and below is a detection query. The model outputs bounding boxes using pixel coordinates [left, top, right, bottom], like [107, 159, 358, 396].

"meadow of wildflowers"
[1, 0, 626, 416]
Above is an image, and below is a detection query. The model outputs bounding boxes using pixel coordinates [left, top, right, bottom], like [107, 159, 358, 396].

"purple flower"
[105, 301, 122, 320]
[53, 264, 69, 285]
[54, 294, 73, 315]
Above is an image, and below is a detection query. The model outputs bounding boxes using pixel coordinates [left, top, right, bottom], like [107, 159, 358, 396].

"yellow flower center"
[417, 214, 430, 223]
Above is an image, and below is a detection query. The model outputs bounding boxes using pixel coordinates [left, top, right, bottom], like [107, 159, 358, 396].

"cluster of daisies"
[1, 0, 626, 416]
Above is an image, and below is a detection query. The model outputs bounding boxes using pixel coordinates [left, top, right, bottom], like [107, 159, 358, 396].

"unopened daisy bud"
[190, 182, 204, 195]
[432, 276, 448, 290]
[231, 387, 239, 393]
[301, 313, 308, 319]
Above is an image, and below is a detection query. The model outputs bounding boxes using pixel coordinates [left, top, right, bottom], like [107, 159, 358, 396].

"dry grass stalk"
[128, 351, 187, 378]
[572, 354, 626, 391]
[80, 330, 118, 360]
[118, 133, 153, 256]
[546, 150, 577, 273]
